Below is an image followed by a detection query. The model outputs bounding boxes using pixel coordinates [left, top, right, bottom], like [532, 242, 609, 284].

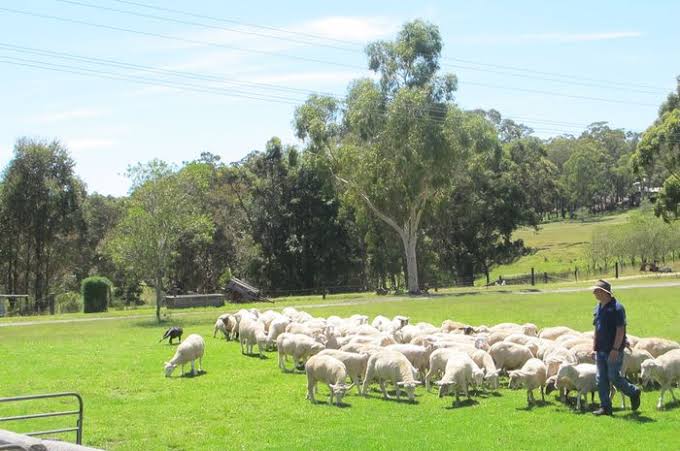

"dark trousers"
[596, 351, 638, 410]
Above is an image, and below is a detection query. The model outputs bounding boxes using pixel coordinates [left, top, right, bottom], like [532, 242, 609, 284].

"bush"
[56, 291, 82, 313]
[81, 276, 112, 313]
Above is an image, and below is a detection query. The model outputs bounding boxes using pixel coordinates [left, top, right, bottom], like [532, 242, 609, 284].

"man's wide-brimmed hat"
[591, 279, 612, 295]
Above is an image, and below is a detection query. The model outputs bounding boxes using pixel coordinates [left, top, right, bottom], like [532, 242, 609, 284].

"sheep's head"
[545, 376, 557, 395]
[522, 323, 539, 337]
[329, 383, 353, 404]
[310, 343, 326, 355]
[472, 369, 484, 387]
[484, 370, 500, 390]
[507, 370, 524, 389]
[640, 359, 660, 385]
[163, 362, 176, 377]
[397, 381, 419, 401]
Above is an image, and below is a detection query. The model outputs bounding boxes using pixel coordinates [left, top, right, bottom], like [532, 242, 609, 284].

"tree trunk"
[155, 276, 163, 322]
[401, 231, 419, 294]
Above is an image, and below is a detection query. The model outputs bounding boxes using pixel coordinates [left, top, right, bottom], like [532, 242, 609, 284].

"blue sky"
[1, 0, 678, 196]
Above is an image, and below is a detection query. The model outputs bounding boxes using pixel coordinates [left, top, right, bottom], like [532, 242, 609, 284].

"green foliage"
[81, 276, 112, 313]
[218, 267, 232, 289]
[55, 291, 82, 314]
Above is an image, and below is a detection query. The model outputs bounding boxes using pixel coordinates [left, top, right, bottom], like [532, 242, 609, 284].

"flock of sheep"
[163, 307, 680, 411]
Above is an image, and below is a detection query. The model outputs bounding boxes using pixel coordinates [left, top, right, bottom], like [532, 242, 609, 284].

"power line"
[55, 0, 361, 53]
[0, 6, 662, 109]
[80, 0, 671, 94]
[0, 42, 649, 138]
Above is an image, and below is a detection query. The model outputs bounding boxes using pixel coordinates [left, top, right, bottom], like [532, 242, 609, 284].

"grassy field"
[1, 285, 679, 450]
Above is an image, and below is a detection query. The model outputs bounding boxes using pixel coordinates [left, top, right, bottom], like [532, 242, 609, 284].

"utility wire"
[0, 5, 666, 107]
[80, 0, 672, 94]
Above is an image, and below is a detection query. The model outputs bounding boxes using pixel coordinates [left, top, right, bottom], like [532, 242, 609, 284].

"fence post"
[574, 267, 578, 281]
[531, 268, 535, 286]
[615, 262, 619, 279]
[544, 272, 548, 284]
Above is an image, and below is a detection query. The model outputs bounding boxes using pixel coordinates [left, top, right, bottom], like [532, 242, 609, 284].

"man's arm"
[609, 326, 625, 361]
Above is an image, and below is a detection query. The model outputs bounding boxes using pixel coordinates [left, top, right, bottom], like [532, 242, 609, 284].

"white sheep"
[555, 363, 597, 411]
[635, 337, 680, 358]
[622, 347, 654, 383]
[508, 358, 547, 406]
[164, 334, 205, 377]
[266, 316, 291, 350]
[471, 349, 500, 390]
[435, 351, 484, 407]
[213, 314, 230, 338]
[490, 322, 538, 337]
[504, 334, 540, 356]
[277, 333, 325, 372]
[539, 326, 580, 341]
[361, 350, 421, 402]
[239, 317, 267, 357]
[640, 349, 680, 410]
[543, 346, 578, 378]
[305, 354, 353, 405]
[385, 344, 433, 381]
[318, 349, 370, 393]
[489, 341, 534, 372]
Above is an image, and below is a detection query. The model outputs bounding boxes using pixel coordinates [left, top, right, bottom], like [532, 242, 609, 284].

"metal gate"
[0, 392, 83, 445]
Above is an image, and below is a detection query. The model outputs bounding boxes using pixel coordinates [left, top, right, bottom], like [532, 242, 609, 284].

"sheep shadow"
[179, 370, 207, 379]
[309, 400, 352, 409]
[241, 353, 269, 360]
[444, 398, 479, 409]
[515, 400, 553, 411]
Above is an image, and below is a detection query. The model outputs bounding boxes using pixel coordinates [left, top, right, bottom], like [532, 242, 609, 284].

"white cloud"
[290, 16, 398, 42]
[65, 138, 115, 152]
[36, 108, 106, 123]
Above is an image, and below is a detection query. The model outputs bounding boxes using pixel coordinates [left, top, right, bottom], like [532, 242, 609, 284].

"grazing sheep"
[164, 334, 204, 377]
[539, 326, 580, 341]
[504, 334, 540, 356]
[361, 350, 421, 402]
[490, 322, 538, 337]
[266, 317, 291, 350]
[159, 326, 183, 344]
[470, 349, 500, 390]
[508, 358, 547, 406]
[555, 363, 597, 411]
[487, 329, 516, 346]
[622, 348, 654, 383]
[339, 343, 382, 355]
[305, 355, 353, 405]
[385, 344, 433, 381]
[435, 352, 483, 407]
[640, 349, 680, 409]
[396, 325, 427, 344]
[489, 342, 534, 372]
[318, 349, 370, 393]
[570, 342, 596, 364]
[213, 315, 229, 338]
[425, 348, 459, 391]
[635, 337, 680, 358]
[277, 333, 325, 372]
[415, 322, 440, 335]
[239, 317, 267, 357]
[543, 346, 578, 378]
[221, 314, 238, 340]
[441, 320, 473, 335]
[258, 310, 283, 333]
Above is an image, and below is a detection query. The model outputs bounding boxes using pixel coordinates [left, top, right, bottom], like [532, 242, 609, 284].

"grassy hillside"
[488, 211, 633, 282]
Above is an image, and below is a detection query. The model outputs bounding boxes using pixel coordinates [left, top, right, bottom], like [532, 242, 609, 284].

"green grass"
[2, 286, 679, 450]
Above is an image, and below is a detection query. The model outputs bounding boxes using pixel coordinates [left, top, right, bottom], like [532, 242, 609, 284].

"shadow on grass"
[241, 353, 269, 360]
[178, 370, 207, 379]
[309, 400, 352, 408]
[444, 398, 479, 409]
[515, 400, 553, 411]
[615, 411, 656, 423]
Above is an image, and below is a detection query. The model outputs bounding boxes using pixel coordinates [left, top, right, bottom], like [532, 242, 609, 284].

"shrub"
[56, 291, 82, 313]
[81, 276, 112, 313]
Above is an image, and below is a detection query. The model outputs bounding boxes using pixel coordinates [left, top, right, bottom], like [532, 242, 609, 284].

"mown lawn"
[1, 286, 679, 450]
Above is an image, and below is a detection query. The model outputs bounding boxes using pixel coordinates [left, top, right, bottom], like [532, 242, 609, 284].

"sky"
[1, 0, 678, 196]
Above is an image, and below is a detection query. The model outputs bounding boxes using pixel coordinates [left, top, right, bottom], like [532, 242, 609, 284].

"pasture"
[1, 284, 679, 450]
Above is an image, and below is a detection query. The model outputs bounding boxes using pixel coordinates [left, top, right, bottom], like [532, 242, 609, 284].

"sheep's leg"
[328, 385, 334, 405]
[576, 392, 582, 411]
[380, 380, 389, 399]
[180, 363, 185, 376]
[453, 390, 460, 407]
[395, 383, 401, 401]
[669, 388, 677, 403]
[198, 357, 203, 373]
[657, 388, 665, 410]
[306, 382, 316, 403]
[424, 370, 433, 392]
[540, 385, 545, 402]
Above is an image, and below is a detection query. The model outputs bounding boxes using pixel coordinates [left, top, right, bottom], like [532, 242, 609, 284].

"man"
[591, 279, 641, 416]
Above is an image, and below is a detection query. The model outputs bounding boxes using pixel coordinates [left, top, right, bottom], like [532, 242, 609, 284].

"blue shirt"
[593, 297, 627, 352]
